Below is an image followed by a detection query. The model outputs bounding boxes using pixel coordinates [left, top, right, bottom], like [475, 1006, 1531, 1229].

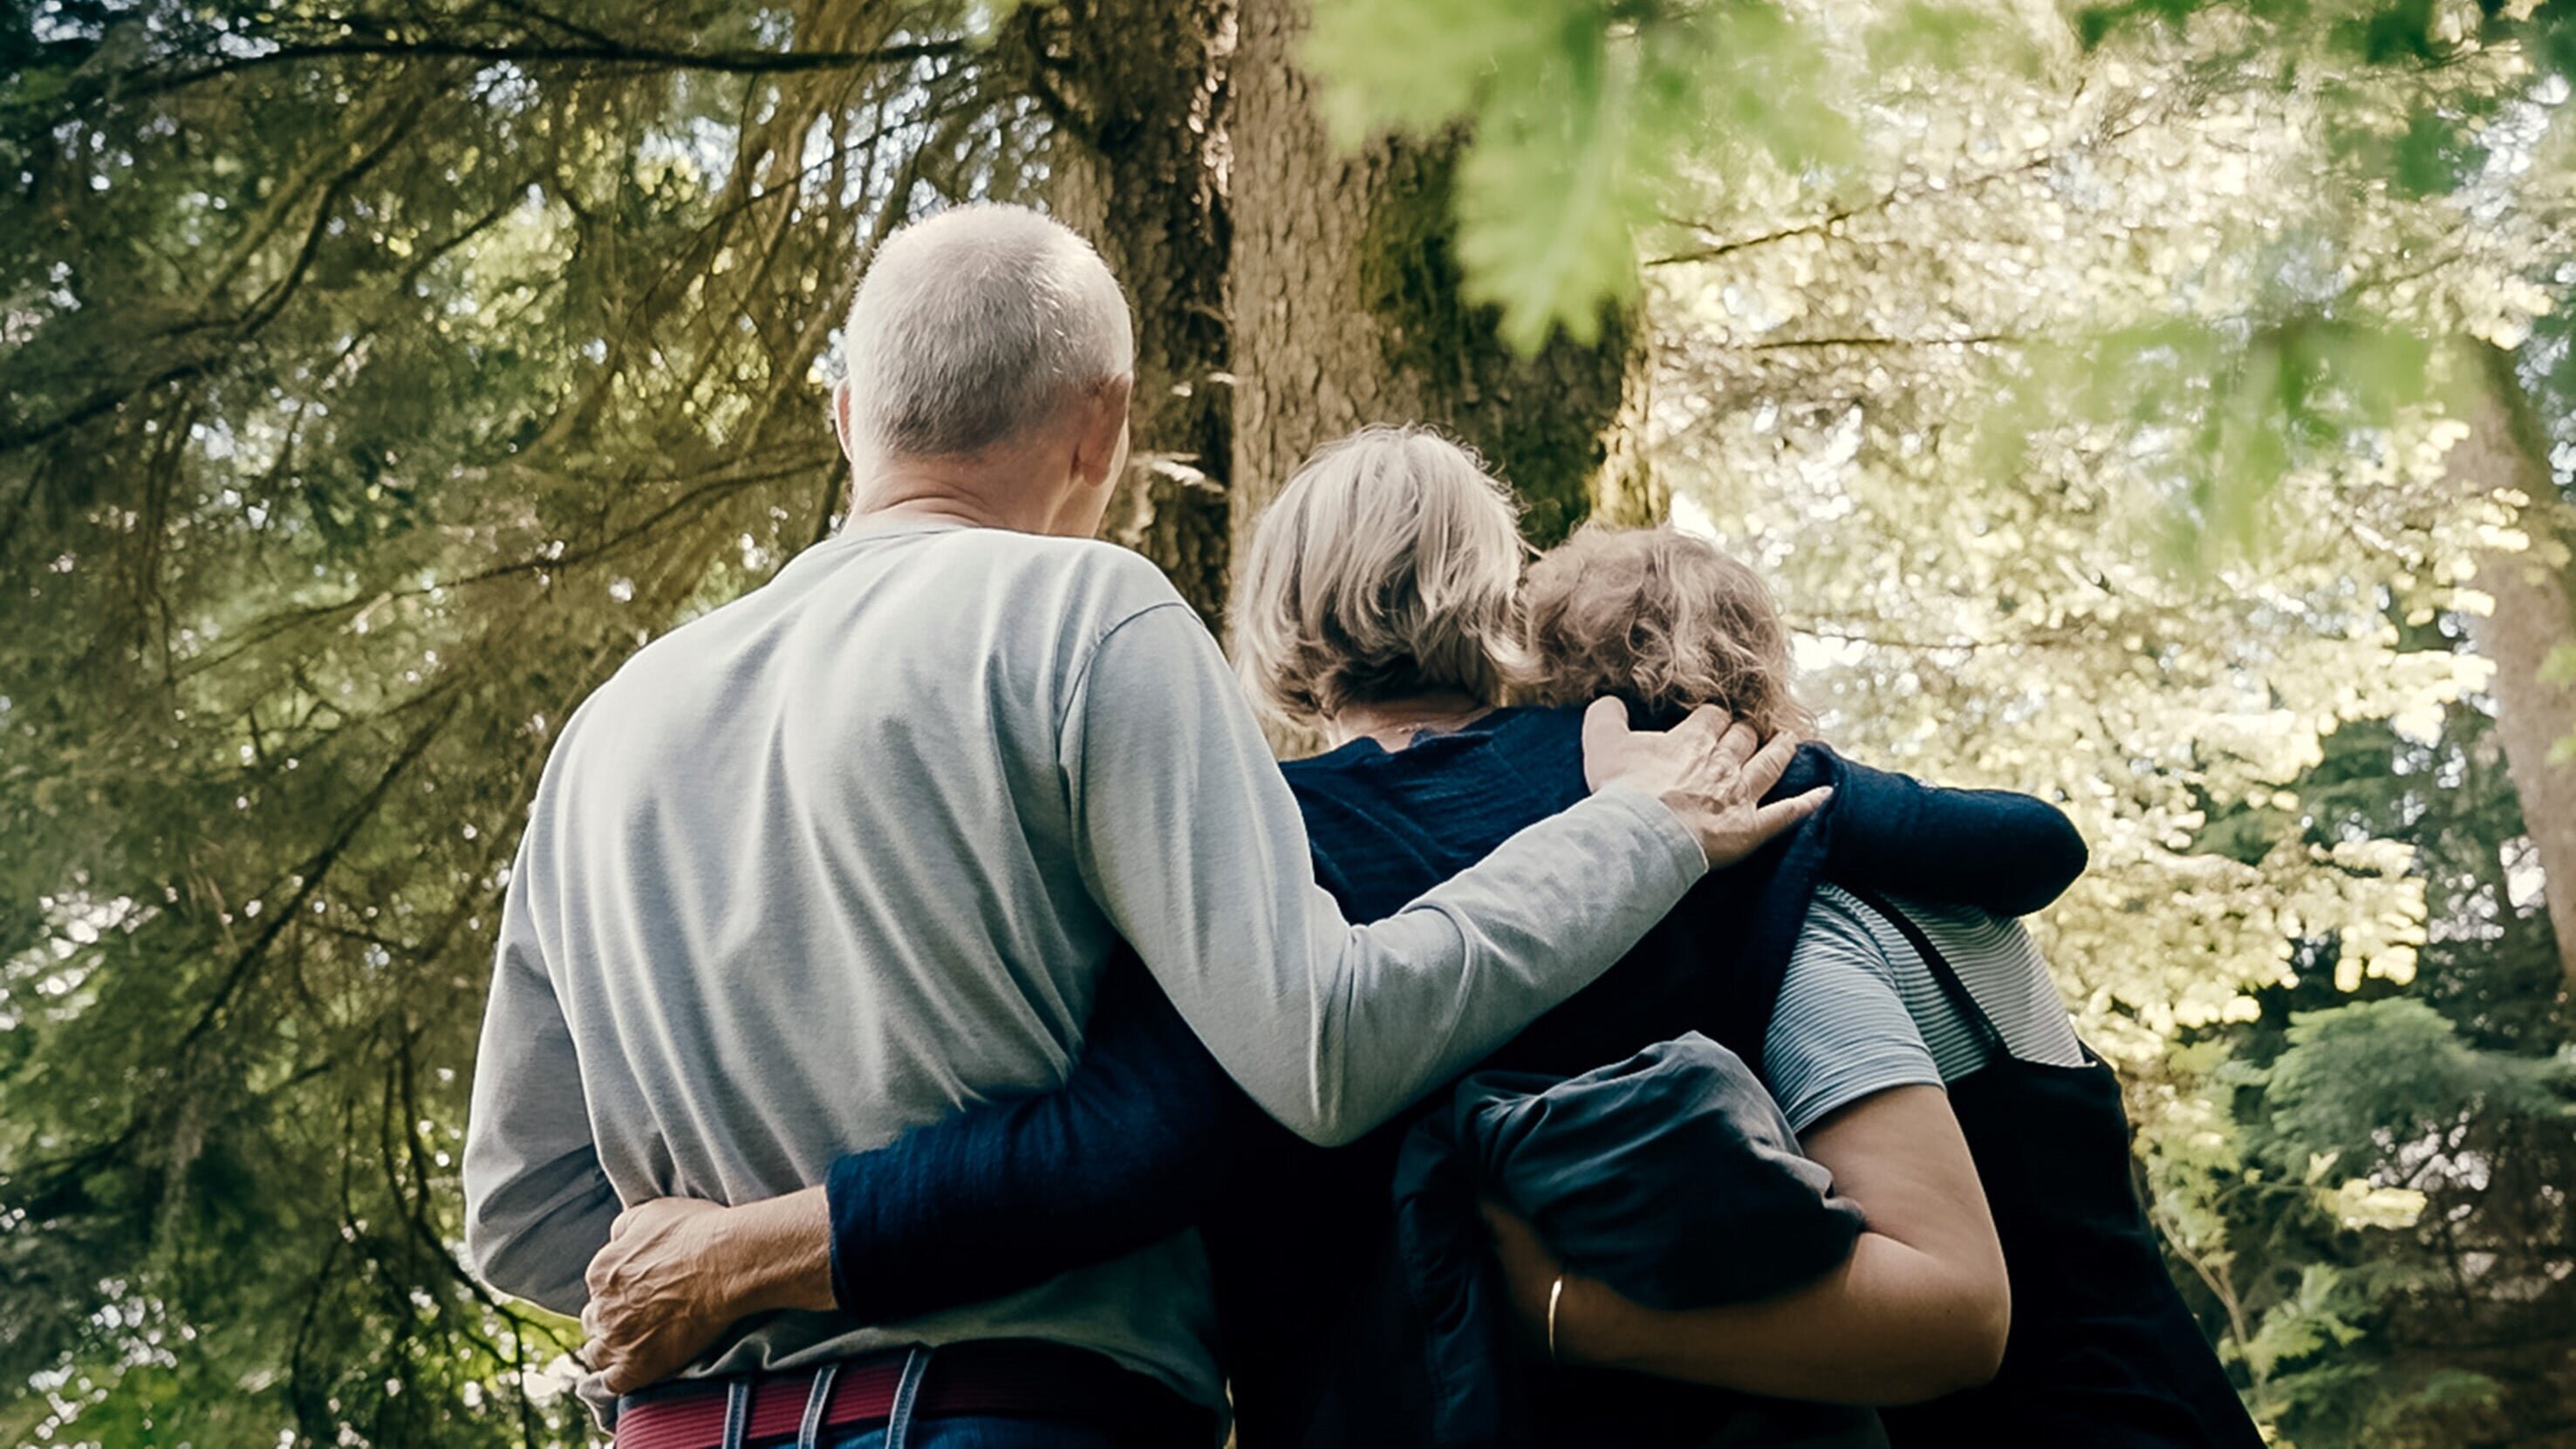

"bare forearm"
[714, 1186, 837, 1316]
[1559, 1231, 2008, 1405]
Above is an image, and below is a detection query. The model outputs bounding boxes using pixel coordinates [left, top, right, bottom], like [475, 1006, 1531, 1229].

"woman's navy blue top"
[821, 706, 2087, 1445]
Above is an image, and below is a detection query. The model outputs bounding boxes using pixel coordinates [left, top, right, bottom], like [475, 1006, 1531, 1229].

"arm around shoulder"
[1059, 605, 1707, 1147]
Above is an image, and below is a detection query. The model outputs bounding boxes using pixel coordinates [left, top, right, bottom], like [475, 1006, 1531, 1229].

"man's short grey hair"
[1229, 425, 1533, 727]
[843, 202, 1135, 458]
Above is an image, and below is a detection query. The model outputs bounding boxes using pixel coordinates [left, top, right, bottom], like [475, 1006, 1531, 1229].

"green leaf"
[1452, 18, 1643, 352]
[1303, 0, 1563, 147]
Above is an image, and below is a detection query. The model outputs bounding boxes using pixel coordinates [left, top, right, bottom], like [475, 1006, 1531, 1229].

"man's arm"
[1818, 749, 2088, 917]
[1057, 599, 1820, 1148]
[461, 865, 619, 1316]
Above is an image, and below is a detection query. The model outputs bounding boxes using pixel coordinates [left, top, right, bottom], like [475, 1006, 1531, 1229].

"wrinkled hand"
[581, 1199, 741, 1397]
[582, 1189, 835, 1396]
[1580, 699, 1831, 871]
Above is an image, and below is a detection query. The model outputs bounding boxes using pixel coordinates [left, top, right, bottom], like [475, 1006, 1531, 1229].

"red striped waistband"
[612, 1341, 1211, 1449]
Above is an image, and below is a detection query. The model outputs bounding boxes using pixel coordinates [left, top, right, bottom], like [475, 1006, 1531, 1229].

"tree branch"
[1731, 332, 2026, 352]
[1649, 92, 2174, 269]
[98, 35, 972, 106]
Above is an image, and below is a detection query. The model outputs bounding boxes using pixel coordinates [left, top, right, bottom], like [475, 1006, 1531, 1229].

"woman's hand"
[581, 1189, 834, 1397]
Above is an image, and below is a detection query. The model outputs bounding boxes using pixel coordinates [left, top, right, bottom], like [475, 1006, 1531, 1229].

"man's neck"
[845, 457, 1077, 537]
[848, 495, 1030, 533]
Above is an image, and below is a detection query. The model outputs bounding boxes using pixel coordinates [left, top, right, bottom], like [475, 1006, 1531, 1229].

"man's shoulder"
[1055, 535, 1190, 616]
[923, 529, 1188, 625]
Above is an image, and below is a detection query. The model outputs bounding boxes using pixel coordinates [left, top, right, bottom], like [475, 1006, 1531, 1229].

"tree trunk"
[1015, 0, 1237, 627]
[2451, 341, 2576, 990]
[1227, 0, 1660, 566]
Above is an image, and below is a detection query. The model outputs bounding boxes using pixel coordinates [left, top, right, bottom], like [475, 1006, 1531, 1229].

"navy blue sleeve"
[823, 963, 1240, 1322]
[1810, 748, 2090, 917]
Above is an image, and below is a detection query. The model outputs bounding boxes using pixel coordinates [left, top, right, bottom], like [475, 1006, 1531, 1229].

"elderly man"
[461, 203, 1821, 1449]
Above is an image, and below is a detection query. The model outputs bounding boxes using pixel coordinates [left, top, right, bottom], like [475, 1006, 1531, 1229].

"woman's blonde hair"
[1520, 524, 1816, 737]
[1229, 425, 1532, 727]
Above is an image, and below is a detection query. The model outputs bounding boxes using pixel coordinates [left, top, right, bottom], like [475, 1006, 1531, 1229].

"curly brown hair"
[1520, 524, 1816, 737]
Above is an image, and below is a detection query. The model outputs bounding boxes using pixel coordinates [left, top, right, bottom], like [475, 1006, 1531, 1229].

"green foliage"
[1987, 318, 2449, 563]
[1865, 1, 2045, 71]
[1308, 0, 1859, 352]
[2158, 707, 2576, 1445]
[8, 2, 2575, 1446]
[1349, 151, 1632, 544]
[2388, 110, 2488, 197]
[1304, 0, 2570, 568]
[1650, 5, 2576, 1433]
[2263, 997, 2570, 1161]
[1304, 0, 2561, 350]
[0, 2, 1047, 1442]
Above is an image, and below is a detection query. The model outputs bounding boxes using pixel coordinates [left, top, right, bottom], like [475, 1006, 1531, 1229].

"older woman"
[582, 427, 2135, 1448]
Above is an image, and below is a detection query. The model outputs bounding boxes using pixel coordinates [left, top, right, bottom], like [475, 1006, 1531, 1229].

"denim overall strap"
[880, 1346, 935, 1449]
[794, 1361, 844, 1449]
[718, 1378, 755, 1449]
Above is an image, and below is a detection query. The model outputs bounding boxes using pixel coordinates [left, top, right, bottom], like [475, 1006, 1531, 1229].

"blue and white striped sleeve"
[1763, 892, 1945, 1134]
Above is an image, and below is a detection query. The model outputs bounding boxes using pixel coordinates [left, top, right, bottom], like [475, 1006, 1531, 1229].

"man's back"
[483, 519, 1220, 1402]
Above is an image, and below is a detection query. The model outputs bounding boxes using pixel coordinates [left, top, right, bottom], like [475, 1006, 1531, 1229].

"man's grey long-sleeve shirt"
[460, 519, 1707, 1413]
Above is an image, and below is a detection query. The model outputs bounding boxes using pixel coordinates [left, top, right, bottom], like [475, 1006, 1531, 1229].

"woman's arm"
[1487, 1083, 2009, 1405]
[579, 963, 1243, 1394]
[824, 966, 1244, 1318]
[1482, 892, 2012, 1404]
[1817, 748, 2087, 917]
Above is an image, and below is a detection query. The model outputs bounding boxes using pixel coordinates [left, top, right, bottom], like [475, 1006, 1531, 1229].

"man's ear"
[1071, 375, 1135, 490]
[830, 379, 858, 461]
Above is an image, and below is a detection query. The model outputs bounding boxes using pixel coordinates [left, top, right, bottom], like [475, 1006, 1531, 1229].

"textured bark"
[1227, 0, 1657, 566]
[2451, 343, 2576, 989]
[1015, 0, 1236, 627]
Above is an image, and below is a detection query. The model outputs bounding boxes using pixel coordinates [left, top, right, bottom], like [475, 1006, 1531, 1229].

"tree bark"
[2451, 341, 2576, 990]
[1016, 0, 1237, 627]
[1227, 0, 1659, 568]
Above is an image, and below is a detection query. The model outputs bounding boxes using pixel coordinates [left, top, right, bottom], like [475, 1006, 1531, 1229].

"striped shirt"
[1763, 884, 2085, 1132]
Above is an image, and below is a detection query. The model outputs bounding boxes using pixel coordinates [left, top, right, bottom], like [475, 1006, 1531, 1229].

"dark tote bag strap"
[1837, 884, 2011, 1061]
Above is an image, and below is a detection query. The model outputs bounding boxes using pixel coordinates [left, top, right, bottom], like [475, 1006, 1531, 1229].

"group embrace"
[461, 204, 2267, 1449]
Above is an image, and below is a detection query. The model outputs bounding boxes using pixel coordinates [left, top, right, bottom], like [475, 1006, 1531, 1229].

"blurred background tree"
[3, 0, 2573, 1446]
